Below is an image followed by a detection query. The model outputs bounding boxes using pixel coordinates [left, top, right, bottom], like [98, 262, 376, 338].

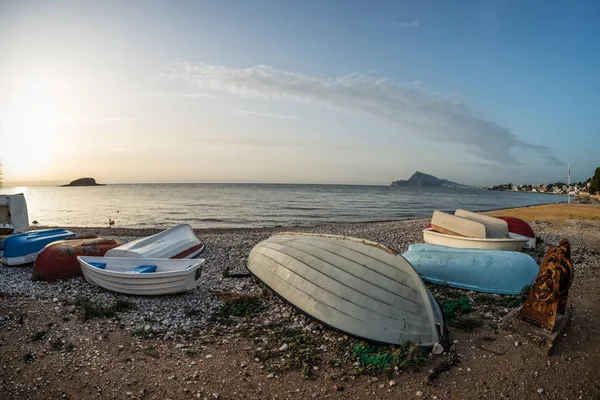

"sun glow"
[1, 76, 72, 181]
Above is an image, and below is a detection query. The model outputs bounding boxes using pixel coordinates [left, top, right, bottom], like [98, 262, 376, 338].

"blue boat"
[402, 244, 539, 295]
[1, 229, 76, 266]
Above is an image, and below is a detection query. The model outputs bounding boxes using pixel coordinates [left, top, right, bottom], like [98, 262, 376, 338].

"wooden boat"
[247, 233, 444, 346]
[105, 224, 204, 259]
[402, 244, 539, 295]
[423, 228, 528, 251]
[0, 194, 29, 233]
[495, 216, 536, 248]
[78, 256, 205, 295]
[430, 210, 486, 238]
[1, 229, 76, 266]
[454, 209, 509, 238]
[32, 237, 122, 282]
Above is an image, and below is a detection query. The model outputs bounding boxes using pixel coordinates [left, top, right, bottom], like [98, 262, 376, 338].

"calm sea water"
[0, 184, 567, 229]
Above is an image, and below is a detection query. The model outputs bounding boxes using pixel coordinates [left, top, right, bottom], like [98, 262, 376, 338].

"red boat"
[32, 237, 122, 282]
[494, 216, 535, 239]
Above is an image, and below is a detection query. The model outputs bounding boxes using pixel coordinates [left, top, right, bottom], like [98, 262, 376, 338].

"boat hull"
[495, 216, 536, 248]
[1, 229, 76, 266]
[105, 224, 204, 259]
[402, 244, 539, 294]
[423, 228, 528, 251]
[78, 256, 205, 295]
[32, 238, 122, 282]
[0, 194, 29, 233]
[454, 209, 509, 238]
[247, 233, 444, 346]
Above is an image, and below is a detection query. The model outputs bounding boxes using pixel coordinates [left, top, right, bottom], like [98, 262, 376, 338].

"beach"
[1, 204, 599, 399]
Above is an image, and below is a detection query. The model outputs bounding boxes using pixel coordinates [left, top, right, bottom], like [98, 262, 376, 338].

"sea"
[0, 184, 568, 229]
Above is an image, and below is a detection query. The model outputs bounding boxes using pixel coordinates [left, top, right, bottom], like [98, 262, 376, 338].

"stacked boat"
[403, 209, 539, 294]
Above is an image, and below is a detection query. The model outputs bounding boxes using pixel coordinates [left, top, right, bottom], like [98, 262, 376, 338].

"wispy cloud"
[161, 61, 561, 166]
[395, 20, 419, 28]
[148, 91, 223, 99]
[236, 110, 296, 119]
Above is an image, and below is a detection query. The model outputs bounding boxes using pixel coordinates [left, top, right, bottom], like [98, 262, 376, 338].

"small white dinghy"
[423, 228, 529, 251]
[248, 233, 444, 346]
[105, 224, 204, 259]
[78, 256, 205, 295]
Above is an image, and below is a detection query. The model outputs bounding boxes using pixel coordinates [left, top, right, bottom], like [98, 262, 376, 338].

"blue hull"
[402, 244, 539, 295]
[2, 229, 76, 265]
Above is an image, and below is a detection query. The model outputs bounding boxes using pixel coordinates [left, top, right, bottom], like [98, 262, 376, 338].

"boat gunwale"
[423, 228, 529, 243]
[78, 256, 205, 279]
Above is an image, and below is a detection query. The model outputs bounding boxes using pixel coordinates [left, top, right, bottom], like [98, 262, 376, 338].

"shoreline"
[28, 202, 575, 236]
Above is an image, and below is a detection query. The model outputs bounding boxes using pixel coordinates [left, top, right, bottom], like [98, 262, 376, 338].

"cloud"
[236, 110, 296, 119]
[161, 61, 561, 166]
[397, 20, 419, 28]
[148, 91, 223, 99]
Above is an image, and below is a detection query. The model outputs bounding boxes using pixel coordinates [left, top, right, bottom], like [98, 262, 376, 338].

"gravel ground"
[0, 219, 427, 335]
[1, 214, 600, 399]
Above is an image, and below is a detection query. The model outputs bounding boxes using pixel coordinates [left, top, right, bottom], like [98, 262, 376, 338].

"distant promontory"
[61, 178, 105, 187]
[391, 171, 471, 188]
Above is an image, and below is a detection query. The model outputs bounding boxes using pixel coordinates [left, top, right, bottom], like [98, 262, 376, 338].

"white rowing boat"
[247, 233, 444, 346]
[454, 209, 509, 238]
[78, 256, 204, 295]
[423, 228, 528, 251]
[430, 210, 486, 238]
[105, 224, 204, 259]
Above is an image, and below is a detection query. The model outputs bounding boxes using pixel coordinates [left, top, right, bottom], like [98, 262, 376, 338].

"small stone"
[52, 298, 58, 303]
[279, 344, 289, 351]
[282, 312, 290, 318]
[312, 366, 319, 371]
[416, 391, 423, 397]
[537, 388, 544, 394]
[432, 342, 444, 355]
[389, 380, 396, 387]
[267, 373, 274, 379]
[370, 377, 378, 382]
[515, 341, 519, 347]
[212, 393, 219, 399]
[175, 344, 185, 349]
[205, 354, 213, 359]
[467, 368, 472, 372]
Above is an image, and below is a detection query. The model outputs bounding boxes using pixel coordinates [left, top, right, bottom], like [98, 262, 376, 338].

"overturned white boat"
[78, 256, 205, 295]
[0, 194, 29, 234]
[248, 233, 444, 346]
[105, 224, 204, 259]
[423, 228, 529, 251]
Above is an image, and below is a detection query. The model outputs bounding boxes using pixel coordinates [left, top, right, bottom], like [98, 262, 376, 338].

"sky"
[0, 0, 598, 186]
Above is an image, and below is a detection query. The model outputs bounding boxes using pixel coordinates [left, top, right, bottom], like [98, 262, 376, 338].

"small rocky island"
[61, 177, 105, 187]
[391, 171, 471, 188]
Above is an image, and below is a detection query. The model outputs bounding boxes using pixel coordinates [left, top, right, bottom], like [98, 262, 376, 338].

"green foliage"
[351, 341, 428, 370]
[75, 298, 136, 321]
[442, 297, 472, 320]
[215, 296, 264, 322]
[590, 167, 600, 195]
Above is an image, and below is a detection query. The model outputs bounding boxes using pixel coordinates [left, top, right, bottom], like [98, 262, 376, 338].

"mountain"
[391, 171, 471, 188]
[61, 177, 105, 187]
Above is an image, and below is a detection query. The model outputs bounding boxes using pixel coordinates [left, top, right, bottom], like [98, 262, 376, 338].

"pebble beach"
[1, 204, 600, 399]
